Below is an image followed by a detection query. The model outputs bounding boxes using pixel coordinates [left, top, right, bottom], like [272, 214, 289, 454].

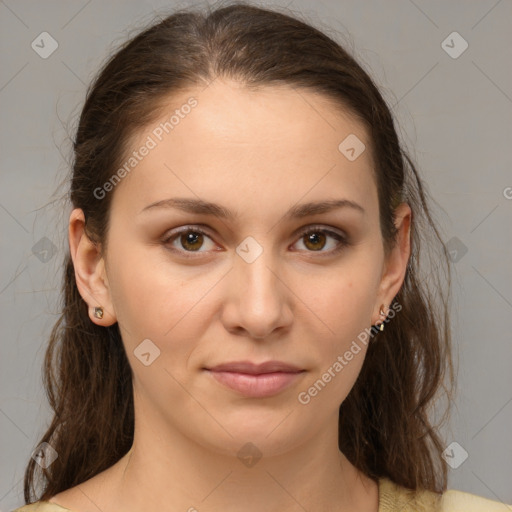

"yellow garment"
[378, 477, 511, 511]
[13, 477, 511, 511]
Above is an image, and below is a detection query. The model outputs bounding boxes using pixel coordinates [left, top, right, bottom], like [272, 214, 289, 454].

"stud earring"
[93, 307, 104, 319]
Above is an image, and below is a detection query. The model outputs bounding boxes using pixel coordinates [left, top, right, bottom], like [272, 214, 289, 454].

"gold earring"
[94, 307, 104, 319]
[378, 304, 387, 331]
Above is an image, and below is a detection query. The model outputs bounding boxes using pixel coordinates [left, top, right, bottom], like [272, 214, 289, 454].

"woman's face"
[72, 78, 410, 457]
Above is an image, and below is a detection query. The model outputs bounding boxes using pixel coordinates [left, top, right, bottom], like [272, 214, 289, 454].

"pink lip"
[204, 360, 305, 398]
[205, 370, 304, 397]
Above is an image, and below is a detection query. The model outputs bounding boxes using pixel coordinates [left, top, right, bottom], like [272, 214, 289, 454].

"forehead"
[110, 79, 377, 224]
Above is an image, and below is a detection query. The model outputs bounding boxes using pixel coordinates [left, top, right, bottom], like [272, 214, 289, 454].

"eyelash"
[161, 224, 349, 259]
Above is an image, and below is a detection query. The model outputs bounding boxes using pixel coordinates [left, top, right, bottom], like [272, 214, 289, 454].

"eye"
[292, 225, 348, 255]
[162, 224, 349, 258]
[162, 226, 217, 255]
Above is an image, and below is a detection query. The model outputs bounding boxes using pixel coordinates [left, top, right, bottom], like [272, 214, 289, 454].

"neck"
[97, 406, 378, 512]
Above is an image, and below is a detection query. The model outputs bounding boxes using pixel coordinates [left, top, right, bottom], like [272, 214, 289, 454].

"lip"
[204, 361, 306, 398]
[207, 360, 303, 374]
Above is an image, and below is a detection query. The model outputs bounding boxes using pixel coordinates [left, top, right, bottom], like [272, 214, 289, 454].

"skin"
[52, 78, 411, 512]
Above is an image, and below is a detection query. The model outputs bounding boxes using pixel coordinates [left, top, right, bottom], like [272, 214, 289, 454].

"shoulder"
[440, 489, 512, 511]
[378, 477, 511, 512]
[378, 477, 441, 511]
[12, 502, 73, 512]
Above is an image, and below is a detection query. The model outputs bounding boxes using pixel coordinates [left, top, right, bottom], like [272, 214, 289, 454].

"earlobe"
[68, 208, 117, 326]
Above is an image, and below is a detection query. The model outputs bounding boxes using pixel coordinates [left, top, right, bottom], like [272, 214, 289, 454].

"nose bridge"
[226, 235, 291, 337]
[235, 236, 280, 305]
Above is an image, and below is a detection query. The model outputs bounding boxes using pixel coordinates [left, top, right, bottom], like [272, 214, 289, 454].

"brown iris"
[180, 231, 204, 251]
[303, 231, 327, 251]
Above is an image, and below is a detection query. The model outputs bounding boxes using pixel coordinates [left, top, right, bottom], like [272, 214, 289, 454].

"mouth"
[203, 361, 306, 398]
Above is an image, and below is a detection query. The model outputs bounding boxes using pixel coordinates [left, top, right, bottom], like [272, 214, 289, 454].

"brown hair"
[23, 1, 454, 503]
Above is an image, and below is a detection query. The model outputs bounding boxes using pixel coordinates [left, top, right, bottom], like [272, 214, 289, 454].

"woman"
[15, 3, 508, 511]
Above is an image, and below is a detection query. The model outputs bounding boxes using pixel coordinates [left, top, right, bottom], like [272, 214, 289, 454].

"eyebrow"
[140, 197, 365, 220]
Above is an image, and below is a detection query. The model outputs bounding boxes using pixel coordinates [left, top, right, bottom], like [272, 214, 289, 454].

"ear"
[68, 208, 117, 326]
[372, 202, 411, 324]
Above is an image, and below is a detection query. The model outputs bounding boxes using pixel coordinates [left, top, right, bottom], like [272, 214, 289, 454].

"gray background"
[1, 0, 511, 509]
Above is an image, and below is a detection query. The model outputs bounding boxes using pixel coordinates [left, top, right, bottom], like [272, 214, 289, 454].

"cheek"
[107, 238, 182, 321]
[294, 267, 377, 333]
[292, 267, 377, 385]
[107, 245, 218, 370]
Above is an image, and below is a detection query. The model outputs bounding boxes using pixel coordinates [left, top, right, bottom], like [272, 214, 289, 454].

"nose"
[221, 248, 293, 340]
